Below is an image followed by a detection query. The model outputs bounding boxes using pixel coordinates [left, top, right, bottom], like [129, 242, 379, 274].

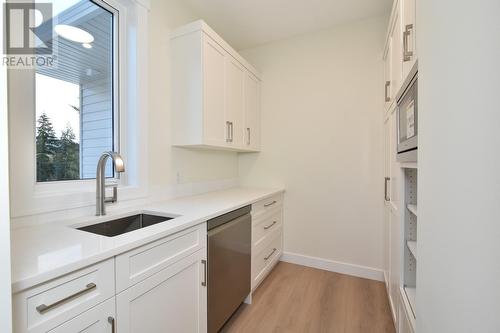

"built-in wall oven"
[397, 63, 418, 162]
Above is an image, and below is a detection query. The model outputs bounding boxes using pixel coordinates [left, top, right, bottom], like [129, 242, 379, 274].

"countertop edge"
[11, 187, 285, 294]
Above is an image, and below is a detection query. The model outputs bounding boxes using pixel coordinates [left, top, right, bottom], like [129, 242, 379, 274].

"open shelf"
[400, 162, 418, 169]
[407, 241, 417, 259]
[404, 286, 416, 317]
[407, 204, 418, 216]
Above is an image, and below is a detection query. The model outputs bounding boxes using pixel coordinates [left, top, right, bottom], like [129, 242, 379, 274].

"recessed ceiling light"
[54, 25, 94, 44]
[82, 43, 92, 49]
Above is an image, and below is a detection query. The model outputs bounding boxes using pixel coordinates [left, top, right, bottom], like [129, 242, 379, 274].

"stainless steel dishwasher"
[207, 205, 251, 333]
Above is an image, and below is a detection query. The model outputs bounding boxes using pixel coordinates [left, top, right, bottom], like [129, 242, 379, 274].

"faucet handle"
[104, 186, 118, 203]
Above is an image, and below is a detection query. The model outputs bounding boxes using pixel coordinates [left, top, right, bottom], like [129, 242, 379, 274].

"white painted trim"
[280, 251, 385, 282]
[384, 271, 398, 327]
[0, 3, 13, 330]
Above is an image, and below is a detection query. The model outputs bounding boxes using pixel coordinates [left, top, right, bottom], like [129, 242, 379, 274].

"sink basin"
[77, 214, 175, 237]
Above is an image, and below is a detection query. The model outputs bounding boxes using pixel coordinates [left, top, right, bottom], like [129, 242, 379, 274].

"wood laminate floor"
[222, 262, 395, 333]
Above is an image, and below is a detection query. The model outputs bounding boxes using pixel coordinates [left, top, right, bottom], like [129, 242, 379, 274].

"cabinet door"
[243, 72, 261, 151]
[390, 1, 403, 101]
[116, 250, 207, 333]
[203, 36, 226, 147]
[224, 56, 244, 147]
[383, 117, 391, 291]
[389, 110, 399, 210]
[48, 298, 115, 333]
[384, 41, 393, 111]
[402, 0, 417, 78]
[389, 207, 401, 328]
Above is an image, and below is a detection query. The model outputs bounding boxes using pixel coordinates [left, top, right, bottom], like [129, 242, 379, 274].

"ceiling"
[184, 0, 392, 50]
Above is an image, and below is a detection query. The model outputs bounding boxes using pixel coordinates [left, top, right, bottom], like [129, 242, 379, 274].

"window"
[35, 0, 116, 182]
[8, 0, 149, 217]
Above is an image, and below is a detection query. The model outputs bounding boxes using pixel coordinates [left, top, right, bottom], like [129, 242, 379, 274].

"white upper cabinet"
[390, 1, 403, 103]
[384, 38, 393, 111]
[402, 0, 417, 78]
[203, 36, 227, 147]
[244, 72, 261, 151]
[384, 0, 418, 112]
[171, 20, 262, 152]
[224, 56, 245, 147]
[383, 1, 401, 112]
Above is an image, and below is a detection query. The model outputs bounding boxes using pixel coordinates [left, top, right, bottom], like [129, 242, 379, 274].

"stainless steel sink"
[77, 214, 175, 237]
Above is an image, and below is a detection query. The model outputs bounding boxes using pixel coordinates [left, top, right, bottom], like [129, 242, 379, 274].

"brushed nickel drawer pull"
[108, 316, 116, 333]
[264, 221, 277, 230]
[36, 283, 97, 314]
[201, 260, 207, 287]
[264, 248, 277, 261]
[226, 121, 231, 143]
[247, 127, 251, 145]
[264, 200, 277, 207]
[403, 24, 414, 62]
[384, 177, 391, 202]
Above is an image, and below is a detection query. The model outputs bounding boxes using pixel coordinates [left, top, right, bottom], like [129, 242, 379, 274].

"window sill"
[11, 184, 149, 218]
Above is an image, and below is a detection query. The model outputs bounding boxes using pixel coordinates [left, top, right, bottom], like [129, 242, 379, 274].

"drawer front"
[252, 230, 282, 290]
[252, 208, 282, 247]
[115, 224, 206, 292]
[13, 259, 115, 333]
[48, 297, 115, 333]
[252, 193, 283, 217]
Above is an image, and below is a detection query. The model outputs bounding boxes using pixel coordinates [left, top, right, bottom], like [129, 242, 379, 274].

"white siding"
[80, 77, 113, 178]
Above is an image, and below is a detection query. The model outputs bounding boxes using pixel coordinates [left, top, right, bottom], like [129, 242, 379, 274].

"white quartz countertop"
[10, 187, 284, 293]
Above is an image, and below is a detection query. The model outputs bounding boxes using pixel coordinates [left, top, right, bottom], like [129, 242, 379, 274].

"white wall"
[148, 0, 239, 193]
[417, 1, 500, 332]
[238, 17, 387, 271]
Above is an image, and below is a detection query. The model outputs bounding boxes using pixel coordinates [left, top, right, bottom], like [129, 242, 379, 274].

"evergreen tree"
[54, 125, 80, 180]
[36, 113, 57, 182]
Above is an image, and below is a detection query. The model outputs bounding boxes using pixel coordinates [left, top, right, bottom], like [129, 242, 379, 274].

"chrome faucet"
[96, 152, 125, 216]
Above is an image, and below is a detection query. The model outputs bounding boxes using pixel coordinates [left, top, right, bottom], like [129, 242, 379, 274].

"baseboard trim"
[280, 252, 384, 282]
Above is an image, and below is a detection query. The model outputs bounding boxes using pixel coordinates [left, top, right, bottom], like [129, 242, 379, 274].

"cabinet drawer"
[252, 193, 283, 217]
[252, 208, 282, 247]
[252, 230, 282, 290]
[115, 224, 206, 292]
[48, 297, 115, 333]
[13, 259, 114, 333]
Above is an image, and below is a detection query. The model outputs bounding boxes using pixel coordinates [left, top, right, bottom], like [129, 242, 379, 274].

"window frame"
[8, 0, 150, 218]
[34, 0, 120, 184]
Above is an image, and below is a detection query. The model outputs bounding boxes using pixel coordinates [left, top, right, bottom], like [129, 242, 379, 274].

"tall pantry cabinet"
[383, 0, 418, 331]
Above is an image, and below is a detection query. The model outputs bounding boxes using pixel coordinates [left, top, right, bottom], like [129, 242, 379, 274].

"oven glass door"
[397, 78, 418, 153]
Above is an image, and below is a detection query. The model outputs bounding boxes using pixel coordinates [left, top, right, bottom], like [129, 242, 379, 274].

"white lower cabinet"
[13, 259, 115, 333]
[48, 298, 115, 333]
[251, 193, 284, 291]
[384, 107, 402, 329]
[116, 249, 207, 333]
[13, 224, 208, 333]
